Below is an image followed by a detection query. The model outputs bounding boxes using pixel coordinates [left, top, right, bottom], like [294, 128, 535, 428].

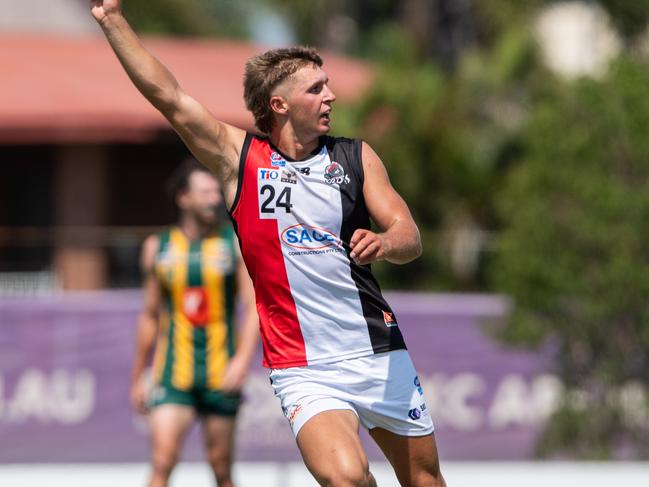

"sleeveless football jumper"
[152, 226, 237, 391]
[229, 134, 406, 368]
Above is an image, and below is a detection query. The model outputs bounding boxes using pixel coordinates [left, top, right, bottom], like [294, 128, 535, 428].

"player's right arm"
[130, 234, 162, 415]
[90, 0, 245, 189]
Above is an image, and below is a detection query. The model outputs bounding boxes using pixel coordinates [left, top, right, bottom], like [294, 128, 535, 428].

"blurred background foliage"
[122, 0, 249, 37]
[490, 57, 649, 458]
[121, 0, 649, 458]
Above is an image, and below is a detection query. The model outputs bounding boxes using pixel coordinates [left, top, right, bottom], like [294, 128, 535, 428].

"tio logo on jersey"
[281, 224, 341, 250]
[259, 168, 279, 180]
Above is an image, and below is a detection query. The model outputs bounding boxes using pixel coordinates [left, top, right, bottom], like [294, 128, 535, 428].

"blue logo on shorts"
[414, 376, 423, 396]
[408, 407, 421, 420]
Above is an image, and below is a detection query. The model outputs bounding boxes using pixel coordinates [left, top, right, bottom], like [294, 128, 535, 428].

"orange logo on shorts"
[285, 404, 303, 426]
[182, 288, 209, 326]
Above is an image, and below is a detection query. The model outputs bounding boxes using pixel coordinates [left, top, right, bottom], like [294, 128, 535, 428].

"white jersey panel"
[258, 147, 374, 364]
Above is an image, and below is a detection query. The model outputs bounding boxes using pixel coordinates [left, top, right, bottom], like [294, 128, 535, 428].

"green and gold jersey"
[152, 225, 237, 391]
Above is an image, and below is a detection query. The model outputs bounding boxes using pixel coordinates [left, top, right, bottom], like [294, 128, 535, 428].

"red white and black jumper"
[229, 133, 407, 368]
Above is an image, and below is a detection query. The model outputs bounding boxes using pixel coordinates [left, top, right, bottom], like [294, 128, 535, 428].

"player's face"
[182, 171, 222, 224]
[284, 66, 336, 138]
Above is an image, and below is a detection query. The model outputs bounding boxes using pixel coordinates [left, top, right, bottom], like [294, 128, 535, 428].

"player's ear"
[176, 188, 190, 209]
[270, 95, 289, 116]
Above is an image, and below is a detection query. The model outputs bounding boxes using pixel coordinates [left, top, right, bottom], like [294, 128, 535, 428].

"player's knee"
[401, 468, 446, 487]
[320, 462, 373, 487]
[151, 449, 179, 478]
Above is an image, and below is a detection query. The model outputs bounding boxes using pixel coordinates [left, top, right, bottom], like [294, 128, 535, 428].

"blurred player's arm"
[130, 234, 162, 415]
[90, 0, 245, 184]
[220, 259, 259, 393]
[349, 141, 422, 265]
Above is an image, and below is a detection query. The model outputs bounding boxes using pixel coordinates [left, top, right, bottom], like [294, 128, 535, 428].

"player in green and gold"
[130, 159, 258, 487]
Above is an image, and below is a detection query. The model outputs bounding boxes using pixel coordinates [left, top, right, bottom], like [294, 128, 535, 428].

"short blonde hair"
[243, 46, 323, 134]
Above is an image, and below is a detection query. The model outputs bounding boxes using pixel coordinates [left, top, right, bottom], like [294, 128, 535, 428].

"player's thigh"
[149, 404, 197, 459]
[297, 409, 371, 485]
[369, 429, 445, 487]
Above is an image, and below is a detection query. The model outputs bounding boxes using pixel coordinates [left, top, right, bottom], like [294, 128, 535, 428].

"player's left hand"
[130, 379, 150, 416]
[220, 357, 248, 393]
[349, 229, 388, 265]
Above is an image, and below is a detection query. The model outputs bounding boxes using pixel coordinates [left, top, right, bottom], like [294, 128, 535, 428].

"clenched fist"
[90, 0, 121, 23]
[349, 229, 389, 265]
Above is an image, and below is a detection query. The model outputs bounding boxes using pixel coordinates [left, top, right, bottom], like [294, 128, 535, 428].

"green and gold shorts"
[150, 383, 241, 416]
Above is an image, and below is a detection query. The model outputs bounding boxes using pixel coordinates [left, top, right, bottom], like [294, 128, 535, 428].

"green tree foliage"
[265, 0, 397, 51]
[122, 0, 249, 38]
[262, 0, 328, 45]
[332, 24, 538, 289]
[330, 1, 649, 457]
[599, 0, 649, 40]
[489, 58, 649, 458]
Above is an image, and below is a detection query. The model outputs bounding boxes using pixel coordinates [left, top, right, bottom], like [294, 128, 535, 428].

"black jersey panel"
[326, 136, 407, 353]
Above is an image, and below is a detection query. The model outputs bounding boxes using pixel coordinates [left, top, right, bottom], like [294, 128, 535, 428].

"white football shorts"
[269, 349, 434, 437]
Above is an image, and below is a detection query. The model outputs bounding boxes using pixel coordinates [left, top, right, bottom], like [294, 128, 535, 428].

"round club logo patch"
[324, 161, 350, 185]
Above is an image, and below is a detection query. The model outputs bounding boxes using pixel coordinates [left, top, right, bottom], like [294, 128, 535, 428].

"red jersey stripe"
[231, 136, 307, 367]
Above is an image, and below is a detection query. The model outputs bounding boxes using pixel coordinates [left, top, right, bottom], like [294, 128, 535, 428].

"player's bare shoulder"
[140, 234, 160, 275]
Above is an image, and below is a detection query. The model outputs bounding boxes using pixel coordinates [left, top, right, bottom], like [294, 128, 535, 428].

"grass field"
[1, 461, 649, 487]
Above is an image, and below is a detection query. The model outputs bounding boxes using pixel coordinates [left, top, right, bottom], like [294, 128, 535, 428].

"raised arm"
[90, 0, 245, 195]
[349, 141, 422, 265]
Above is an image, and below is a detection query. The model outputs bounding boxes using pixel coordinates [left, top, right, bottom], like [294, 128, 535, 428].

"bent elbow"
[403, 240, 422, 264]
[410, 228, 423, 261]
[390, 238, 422, 265]
[413, 239, 423, 260]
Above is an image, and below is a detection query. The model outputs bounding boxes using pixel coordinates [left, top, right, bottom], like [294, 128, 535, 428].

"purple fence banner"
[0, 291, 558, 462]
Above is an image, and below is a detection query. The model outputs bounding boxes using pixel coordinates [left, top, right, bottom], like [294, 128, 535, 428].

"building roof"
[0, 35, 374, 144]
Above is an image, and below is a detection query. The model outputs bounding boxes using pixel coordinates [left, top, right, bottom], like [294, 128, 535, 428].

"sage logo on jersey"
[270, 151, 286, 167]
[259, 168, 279, 180]
[281, 224, 341, 250]
[324, 161, 350, 185]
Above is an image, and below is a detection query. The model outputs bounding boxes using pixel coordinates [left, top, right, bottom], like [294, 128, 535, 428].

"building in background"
[0, 0, 372, 291]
